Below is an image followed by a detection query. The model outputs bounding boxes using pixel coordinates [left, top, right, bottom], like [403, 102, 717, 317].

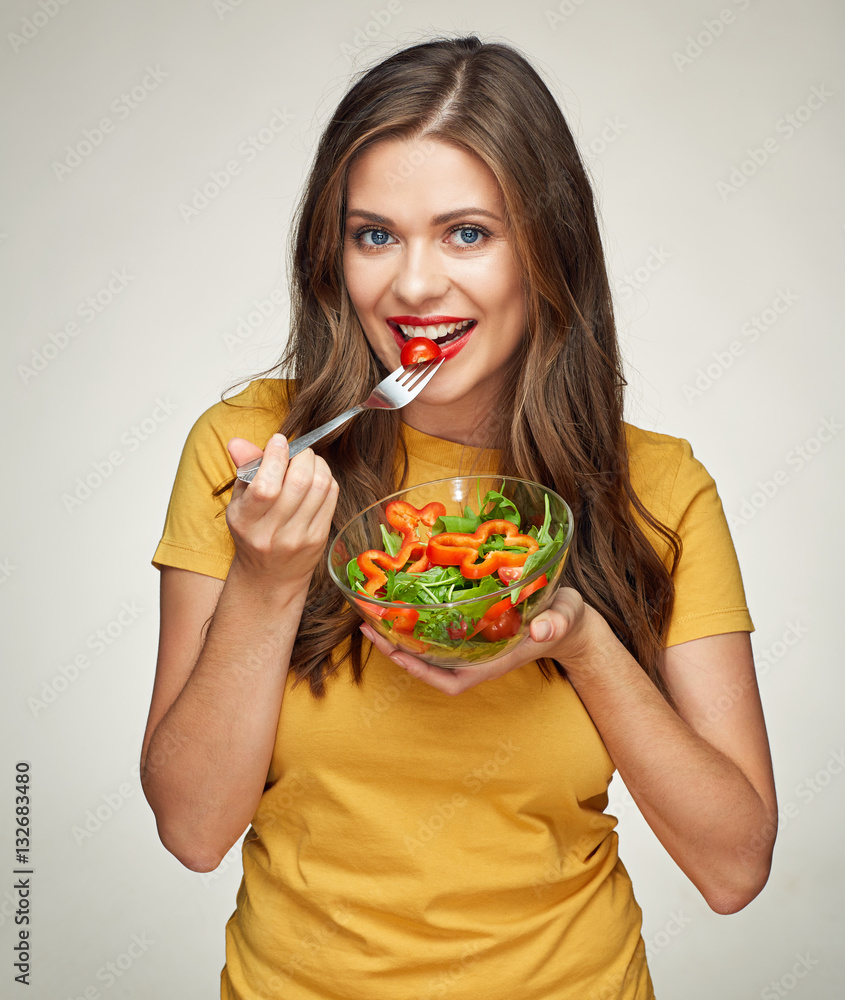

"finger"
[239, 433, 291, 510]
[360, 625, 476, 696]
[278, 452, 337, 534]
[301, 466, 340, 540]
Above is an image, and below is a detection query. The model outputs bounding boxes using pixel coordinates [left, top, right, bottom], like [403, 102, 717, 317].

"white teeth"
[397, 319, 474, 343]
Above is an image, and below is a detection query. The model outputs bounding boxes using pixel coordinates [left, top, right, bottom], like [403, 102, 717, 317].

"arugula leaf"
[416, 577, 502, 625]
[347, 557, 367, 591]
[431, 515, 480, 534]
[520, 524, 565, 581]
[380, 525, 403, 557]
[479, 488, 521, 526]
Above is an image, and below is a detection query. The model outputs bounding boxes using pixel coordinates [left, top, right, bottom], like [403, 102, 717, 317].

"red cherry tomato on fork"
[400, 338, 442, 366]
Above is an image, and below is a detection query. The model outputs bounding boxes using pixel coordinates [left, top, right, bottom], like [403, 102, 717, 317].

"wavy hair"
[216, 36, 681, 698]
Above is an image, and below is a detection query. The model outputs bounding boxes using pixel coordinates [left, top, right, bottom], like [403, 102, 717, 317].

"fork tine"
[399, 356, 444, 391]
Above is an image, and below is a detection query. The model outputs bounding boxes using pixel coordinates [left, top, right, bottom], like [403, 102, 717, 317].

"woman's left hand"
[360, 586, 612, 695]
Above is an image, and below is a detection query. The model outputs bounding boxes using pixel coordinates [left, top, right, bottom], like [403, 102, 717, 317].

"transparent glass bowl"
[328, 477, 574, 668]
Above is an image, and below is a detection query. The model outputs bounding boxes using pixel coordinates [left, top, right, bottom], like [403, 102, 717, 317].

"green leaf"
[347, 557, 367, 591]
[380, 525, 404, 557]
[520, 525, 565, 581]
[431, 515, 480, 534]
[479, 488, 521, 526]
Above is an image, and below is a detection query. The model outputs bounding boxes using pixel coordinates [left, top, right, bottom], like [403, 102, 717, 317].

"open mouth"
[386, 317, 476, 351]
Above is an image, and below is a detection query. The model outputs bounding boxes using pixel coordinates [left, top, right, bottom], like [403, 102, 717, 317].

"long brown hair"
[217, 36, 681, 698]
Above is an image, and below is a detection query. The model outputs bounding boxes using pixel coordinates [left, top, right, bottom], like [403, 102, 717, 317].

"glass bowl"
[328, 477, 573, 668]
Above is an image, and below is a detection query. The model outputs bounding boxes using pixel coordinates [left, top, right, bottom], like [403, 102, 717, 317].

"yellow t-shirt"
[152, 379, 753, 1000]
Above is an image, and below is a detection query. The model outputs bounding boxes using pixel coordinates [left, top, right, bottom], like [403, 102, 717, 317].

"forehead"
[345, 138, 505, 219]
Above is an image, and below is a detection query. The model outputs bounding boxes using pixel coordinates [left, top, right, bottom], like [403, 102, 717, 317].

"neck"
[401, 400, 501, 448]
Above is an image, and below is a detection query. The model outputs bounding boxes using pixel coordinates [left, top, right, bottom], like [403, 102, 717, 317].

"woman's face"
[342, 137, 526, 445]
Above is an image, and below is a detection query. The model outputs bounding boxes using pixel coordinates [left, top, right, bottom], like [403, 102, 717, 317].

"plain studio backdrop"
[2, 0, 843, 997]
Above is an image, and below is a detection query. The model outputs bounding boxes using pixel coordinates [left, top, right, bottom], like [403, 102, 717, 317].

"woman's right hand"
[225, 433, 339, 586]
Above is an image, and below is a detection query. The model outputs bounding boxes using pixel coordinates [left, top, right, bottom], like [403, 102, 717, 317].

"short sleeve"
[627, 427, 754, 648]
[662, 440, 753, 646]
[152, 380, 284, 580]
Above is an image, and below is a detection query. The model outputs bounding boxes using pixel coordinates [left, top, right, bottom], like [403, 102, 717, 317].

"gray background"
[2, 0, 843, 996]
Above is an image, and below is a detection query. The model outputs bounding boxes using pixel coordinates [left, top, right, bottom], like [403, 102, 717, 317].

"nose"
[390, 241, 450, 307]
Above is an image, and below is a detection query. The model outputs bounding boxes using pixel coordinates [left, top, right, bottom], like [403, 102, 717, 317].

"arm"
[545, 601, 777, 914]
[141, 434, 338, 872]
[361, 590, 777, 914]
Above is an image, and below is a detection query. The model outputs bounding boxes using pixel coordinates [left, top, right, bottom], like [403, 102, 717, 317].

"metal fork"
[235, 356, 444, 483]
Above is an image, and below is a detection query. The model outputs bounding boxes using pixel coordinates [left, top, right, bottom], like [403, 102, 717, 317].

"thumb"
[227, 436, 265, 468]
[528, 610, 569, 645]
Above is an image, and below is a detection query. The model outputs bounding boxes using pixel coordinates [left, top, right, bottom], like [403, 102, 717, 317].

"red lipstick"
[387, 315, 473, 324]
[385, 316, 477, 360]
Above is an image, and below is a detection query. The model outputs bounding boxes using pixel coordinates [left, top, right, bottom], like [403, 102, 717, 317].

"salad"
[345, 483, 570, 662]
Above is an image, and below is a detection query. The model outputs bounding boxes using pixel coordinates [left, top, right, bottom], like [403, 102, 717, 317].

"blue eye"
[457, 227, 480, 244]
[360, 228, 392, 246]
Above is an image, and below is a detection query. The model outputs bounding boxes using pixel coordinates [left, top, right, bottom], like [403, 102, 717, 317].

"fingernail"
[271, 433, 287, 446]
[533, 620, 552, 642]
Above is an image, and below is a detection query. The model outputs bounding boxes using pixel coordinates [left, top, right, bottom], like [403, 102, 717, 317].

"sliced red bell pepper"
[382, 606, 419, 633]
[427, 519, 539, 579]
[357, 543, 425, 596]
[357, 500, 446, 595]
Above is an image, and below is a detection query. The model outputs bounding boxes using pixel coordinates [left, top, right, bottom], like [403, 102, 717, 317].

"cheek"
[473, 255, 522, 306]
[344, 258, 386, 319]
[343, 268, 370, 318]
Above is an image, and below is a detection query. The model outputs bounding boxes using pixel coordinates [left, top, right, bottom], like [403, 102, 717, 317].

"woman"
[142, 36, 776, 999]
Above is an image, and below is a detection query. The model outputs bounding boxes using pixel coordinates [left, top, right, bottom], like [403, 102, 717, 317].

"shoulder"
[624, 423, 716, 529]
[189, 378, 287, 449]
[172, 378, 288, 497]
[625, 422, 694, 478]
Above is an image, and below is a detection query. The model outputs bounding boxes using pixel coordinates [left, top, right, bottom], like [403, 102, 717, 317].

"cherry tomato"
[446, 620, 468, 640]
[497, 566, 523, 583]
[400, 337, 442, 366]
[479, 606, 522, 642]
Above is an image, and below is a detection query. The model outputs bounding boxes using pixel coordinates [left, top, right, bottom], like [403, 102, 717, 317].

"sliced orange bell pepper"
[427, 519, 539, 579]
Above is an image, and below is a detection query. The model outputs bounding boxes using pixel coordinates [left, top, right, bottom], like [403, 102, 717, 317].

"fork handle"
[235, 406, 363, 483]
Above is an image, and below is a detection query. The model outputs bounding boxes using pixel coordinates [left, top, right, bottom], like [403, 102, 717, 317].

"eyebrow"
[345, 207, 502, 226]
